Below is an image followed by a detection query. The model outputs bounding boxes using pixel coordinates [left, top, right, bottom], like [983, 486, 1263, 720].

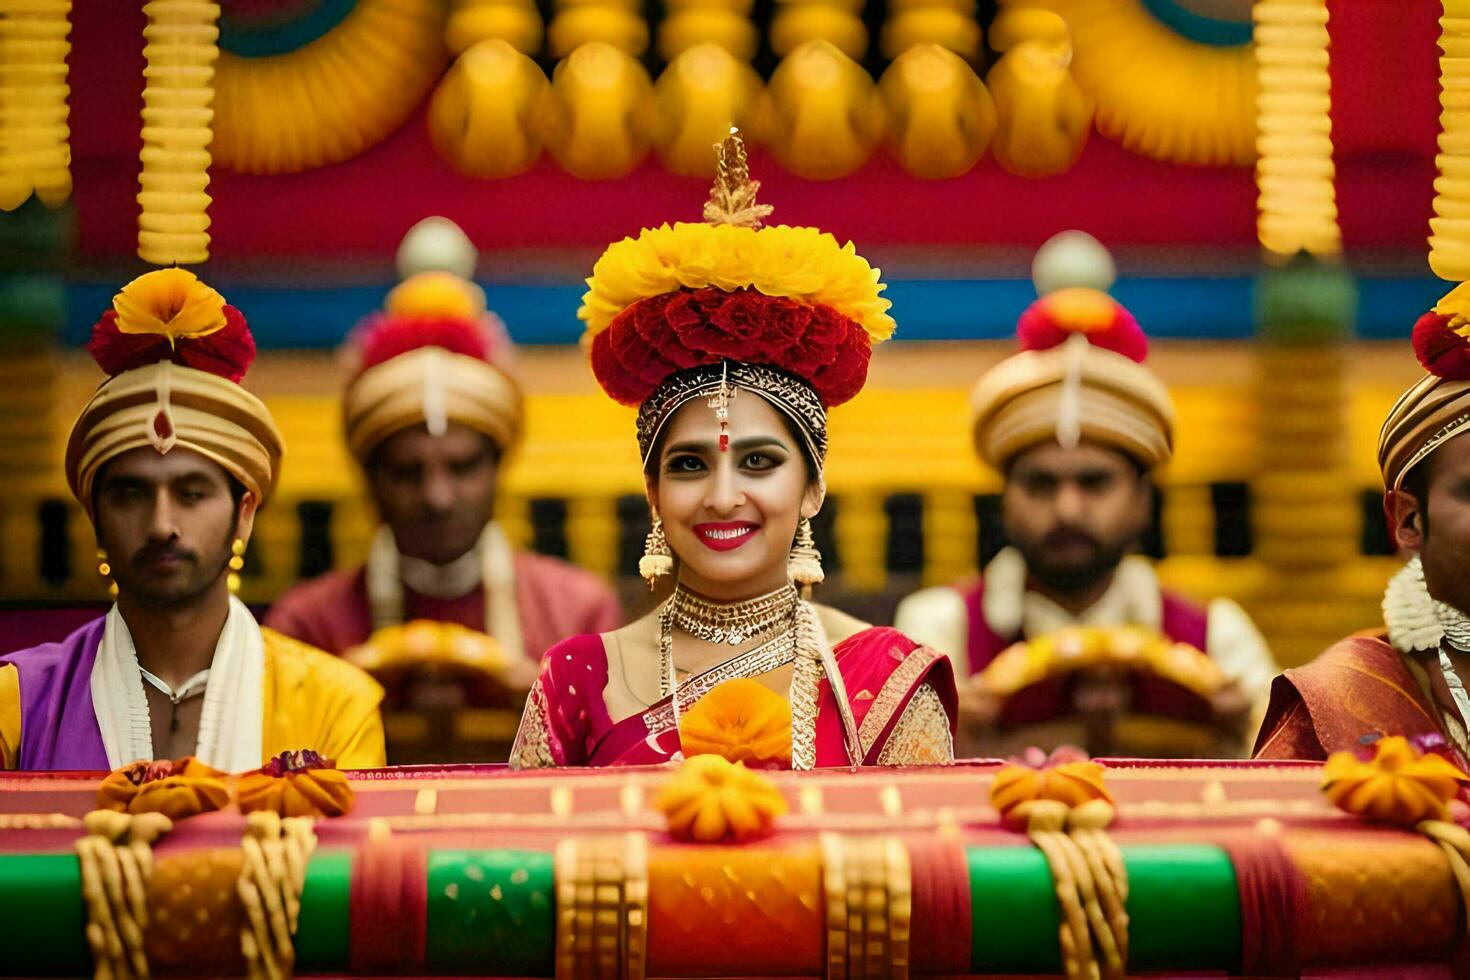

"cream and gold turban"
[971, 288, 1174, 472]
[65, 269, 283, 510]
[342, 270, 523, 461]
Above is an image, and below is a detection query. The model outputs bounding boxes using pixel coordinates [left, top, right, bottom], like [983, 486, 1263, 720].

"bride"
[510, 134, 957, 769]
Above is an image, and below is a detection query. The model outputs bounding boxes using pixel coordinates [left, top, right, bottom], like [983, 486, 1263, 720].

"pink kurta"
[511, 626, 957, 768]
[264, 550, 623, 662]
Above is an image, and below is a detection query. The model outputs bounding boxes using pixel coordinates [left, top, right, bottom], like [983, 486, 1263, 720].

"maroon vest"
[960, 578, 1213, 726]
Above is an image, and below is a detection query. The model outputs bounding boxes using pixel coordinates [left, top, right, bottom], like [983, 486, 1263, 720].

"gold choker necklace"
[670, 584, 800, 646]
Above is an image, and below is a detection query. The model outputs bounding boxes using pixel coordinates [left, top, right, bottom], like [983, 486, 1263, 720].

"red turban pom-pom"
[1412, 311, 1470, 381]
[87, 305, 256, 383]
[1017, 288, 1148, 364]
[354, 313, 498, 376]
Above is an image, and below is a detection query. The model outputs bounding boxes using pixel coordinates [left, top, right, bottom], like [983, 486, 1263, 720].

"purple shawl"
[0, 617, 109, 770]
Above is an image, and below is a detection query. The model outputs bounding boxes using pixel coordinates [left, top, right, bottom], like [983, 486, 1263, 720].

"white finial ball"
[396, 216, 478, 281]
[1031, 230, 1116, 296]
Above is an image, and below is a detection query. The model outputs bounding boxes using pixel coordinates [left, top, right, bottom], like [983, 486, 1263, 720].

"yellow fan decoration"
[112, 268, 227, 343]
[1001, 0, 1255, 168]
[212, 0, 446, 175]
[1431, 0, 1470, 281]
[977, 625, 1228, 701]
[0, 0, 72, 212]
[137, 0, 219, 267]
[580, 221, 894, 340]
[1253, 0, 1339, 258]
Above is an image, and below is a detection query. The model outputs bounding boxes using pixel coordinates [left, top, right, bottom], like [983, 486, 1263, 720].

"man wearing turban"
[1256, 284, 1470, 765]
[265, 220, 621, 677]
[0, 270, 385, 771]
[896, 238, 1276, 757]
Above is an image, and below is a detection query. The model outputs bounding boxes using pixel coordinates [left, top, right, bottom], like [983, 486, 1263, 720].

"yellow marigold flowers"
[678, 677, 792, 768]
[96, 757, 231, 821]
[578, 221, 894, 341]
[1322, 736, 1470, 825]
[655, 754, 789, 843]
[991, 751, 1112, 829]
[112, 268, 227, 344]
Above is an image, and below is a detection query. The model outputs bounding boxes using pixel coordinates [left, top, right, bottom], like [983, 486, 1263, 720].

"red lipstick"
[693, 521, 759, 552]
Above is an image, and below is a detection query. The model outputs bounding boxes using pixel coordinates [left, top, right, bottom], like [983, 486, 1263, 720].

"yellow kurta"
[0, 626, 386, 771]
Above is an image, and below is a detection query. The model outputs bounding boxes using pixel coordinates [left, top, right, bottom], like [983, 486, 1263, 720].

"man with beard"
[0, 270, 385, 771]
[895, 246, 1274, 756]
[1255, 285, 1470, 763]
[265, 220, 621, 672]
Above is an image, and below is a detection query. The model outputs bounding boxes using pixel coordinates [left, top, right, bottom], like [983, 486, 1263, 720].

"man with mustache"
[0, 270, 385, 771]
[265, 219, 621, 673]
[895, 236, 1275, 757]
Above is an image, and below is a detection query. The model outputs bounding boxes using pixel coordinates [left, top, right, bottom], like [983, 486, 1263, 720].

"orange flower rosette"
[654, 754, 789, 843]
[1321, 735, 1470, 825]
[96, 757, 231, 821]
[991, 747, 1112, 830]
[678, 677, 792, 769]
[236, 749, 355, 818]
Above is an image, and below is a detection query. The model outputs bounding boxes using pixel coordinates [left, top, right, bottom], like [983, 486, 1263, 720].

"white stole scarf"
[1383, 555, 1470, 752]
[90, 595, 265, 771]
[366, 521, 525, 661]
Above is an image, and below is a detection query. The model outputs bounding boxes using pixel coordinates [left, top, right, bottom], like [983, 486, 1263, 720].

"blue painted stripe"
[219, 0, 356, 58]
[1139, 0, 1253, 47]
[60, 275, 1445, 349]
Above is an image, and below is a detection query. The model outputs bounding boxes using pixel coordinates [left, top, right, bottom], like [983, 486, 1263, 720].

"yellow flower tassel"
[137, 0, 220, 267]
[1431, 1, 1470, 281]
[0, 0, 72, 212]
[1252, 0, 1339, 258]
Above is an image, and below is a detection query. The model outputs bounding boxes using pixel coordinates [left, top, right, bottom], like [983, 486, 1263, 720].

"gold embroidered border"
[820, 833, 912, 979]
[509, 681, 556, 770]
[857, 648, 939, 757]
[644, 633, 798, 734]
[555, 832, 649, 980]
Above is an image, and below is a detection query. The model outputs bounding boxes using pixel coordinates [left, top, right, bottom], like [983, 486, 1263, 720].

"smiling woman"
[508, 132, 959, 771]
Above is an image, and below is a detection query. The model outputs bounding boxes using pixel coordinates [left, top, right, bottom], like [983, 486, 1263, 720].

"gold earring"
[228, 538, 245, 595]
[639, 513, 673, 590]
[788, 517, 824, 596]
[96, 548, 118, 599]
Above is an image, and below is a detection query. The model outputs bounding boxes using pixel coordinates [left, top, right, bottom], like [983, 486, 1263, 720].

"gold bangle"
[555, 833, 649, 980]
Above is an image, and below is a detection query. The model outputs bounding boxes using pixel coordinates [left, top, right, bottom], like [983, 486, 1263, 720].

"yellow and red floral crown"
[578, 131, 894, 411]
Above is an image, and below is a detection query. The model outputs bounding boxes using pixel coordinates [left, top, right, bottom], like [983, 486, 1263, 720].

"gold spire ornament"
[702, 128, 773, 229]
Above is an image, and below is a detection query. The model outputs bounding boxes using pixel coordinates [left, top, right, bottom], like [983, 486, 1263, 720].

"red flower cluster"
[354, 312, 497, 375]
[590, 287, 872, 406]
[87, 306, 256, 382]
[1017, 294, 1147, 364]
[1412, 311, 1470, 381]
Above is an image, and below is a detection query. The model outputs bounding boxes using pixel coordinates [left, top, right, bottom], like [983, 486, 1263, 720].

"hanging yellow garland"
[212, 0, 446, 175]
[1001, 0, 1256, 167]
[1431, 1, 1470, 281]
[0, 0, 72, 212]
[1253, 0, 1338, 258]
[138, 0, 219, 267]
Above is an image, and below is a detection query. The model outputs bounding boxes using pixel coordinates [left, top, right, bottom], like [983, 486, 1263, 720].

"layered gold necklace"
[669, 584, 799, 646]
[658, 584, 800, 701]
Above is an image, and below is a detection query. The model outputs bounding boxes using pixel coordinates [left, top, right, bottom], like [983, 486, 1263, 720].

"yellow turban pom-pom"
[1322, 736, 1470, 825]
[678, 677, 792, 767]
[112, 268, 227, 345]
[385, 271, 488, 319]
[655, 753, 789, 843]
